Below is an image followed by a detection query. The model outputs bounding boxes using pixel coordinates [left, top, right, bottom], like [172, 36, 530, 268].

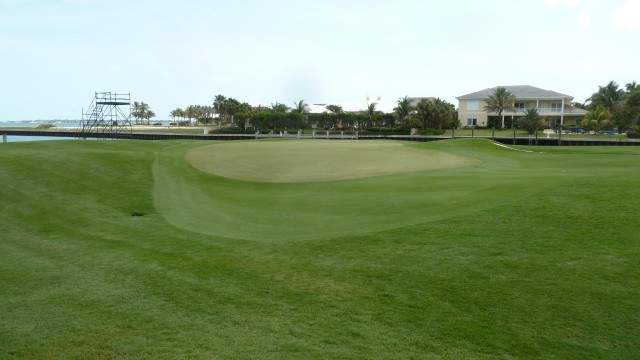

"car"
[569, 128, 587, 134]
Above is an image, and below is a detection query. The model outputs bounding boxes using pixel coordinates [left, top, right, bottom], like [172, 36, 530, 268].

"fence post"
[558, 128, 562, 145]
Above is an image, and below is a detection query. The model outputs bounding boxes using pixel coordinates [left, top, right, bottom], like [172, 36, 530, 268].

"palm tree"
[132, 101, 155, 124]
[626, 81, 638, 93]
[393, 96, 414, 125]
[483, 87, 516, 128]
[225, 98, 241, 126]
[292, 99, 309, 114]
[623, 87, 640, 130]
[366, 102, 377, 117]
[213, 95, 228, 126]
[364, 102, 378, 129]
[132, 101, 144, 124]
[518, 108, 543, 135]
[170, 108, 182, 122]
[271, 102, 290, 113]
[587, 81, 625, 114]
[414, 99, 434, 130]
[627, 86, 640, 109]
[583, 107, 611, 133]
[325, 104, 343, 114]
[184, 105, 198, 124]
[435, 98, 458, 129]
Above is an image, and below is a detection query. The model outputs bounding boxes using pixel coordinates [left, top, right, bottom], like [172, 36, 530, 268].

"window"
[551, 102, 563, 112]
[467, 101, 479, 110]
[466, 118, 477, 126]
[514, 102, 525, 109]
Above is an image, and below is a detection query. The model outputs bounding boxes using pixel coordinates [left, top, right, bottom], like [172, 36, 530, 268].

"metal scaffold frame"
[79, 92, 132, 139]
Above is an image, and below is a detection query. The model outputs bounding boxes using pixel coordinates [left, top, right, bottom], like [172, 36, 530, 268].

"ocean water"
[0, 121, 80, 142]
[0, 121, 136, 142]
[2, 135, 75, 143]
[0, 121, 82, 128]
[1, 120, 171, 142]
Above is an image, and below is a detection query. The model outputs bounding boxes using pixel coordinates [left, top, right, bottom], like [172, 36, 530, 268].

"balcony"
[490, 107, 563, 115]
[486, 105, 587, 117]
[512, 107, 563, 114]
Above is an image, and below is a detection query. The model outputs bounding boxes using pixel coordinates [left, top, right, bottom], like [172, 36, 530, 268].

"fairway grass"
[1, 139, 639, 359]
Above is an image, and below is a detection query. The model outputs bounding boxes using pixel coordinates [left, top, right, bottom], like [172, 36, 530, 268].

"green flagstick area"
[1, 139, 639, 358]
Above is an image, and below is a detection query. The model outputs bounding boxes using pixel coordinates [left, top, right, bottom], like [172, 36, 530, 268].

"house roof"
[563, 105, 588, 115]
[408, 97, 436, 106]
[306, 101, 396, 114]
[457, 85, 574, 100]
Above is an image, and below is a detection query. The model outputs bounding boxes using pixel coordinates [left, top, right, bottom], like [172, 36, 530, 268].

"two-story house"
[456, 85, 588, 129]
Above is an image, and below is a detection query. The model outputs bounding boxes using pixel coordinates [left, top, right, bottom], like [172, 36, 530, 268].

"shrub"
[256, 129, 299, 135]
[209, 127, 254, 134]
[418, 129, 446, 136]
[36, 123, 56, 129]
[360, 126, 411, 135]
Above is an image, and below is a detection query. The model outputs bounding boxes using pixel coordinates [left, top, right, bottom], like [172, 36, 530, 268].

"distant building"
[456, 85, 587, 128]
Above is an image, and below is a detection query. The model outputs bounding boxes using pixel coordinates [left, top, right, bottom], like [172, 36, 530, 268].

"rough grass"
[1, 139, 639, 359]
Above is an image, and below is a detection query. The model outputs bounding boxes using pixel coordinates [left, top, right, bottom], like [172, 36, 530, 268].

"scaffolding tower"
[79, 92, 132, 139]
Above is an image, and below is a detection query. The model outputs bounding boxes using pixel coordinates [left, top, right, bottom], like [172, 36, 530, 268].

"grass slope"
[0, 139, 639, 359]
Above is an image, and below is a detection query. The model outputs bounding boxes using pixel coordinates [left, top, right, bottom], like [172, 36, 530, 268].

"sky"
[0, 0, 638, 120]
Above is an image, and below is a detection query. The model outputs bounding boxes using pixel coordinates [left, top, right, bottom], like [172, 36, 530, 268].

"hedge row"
[232, 112, 400, 130]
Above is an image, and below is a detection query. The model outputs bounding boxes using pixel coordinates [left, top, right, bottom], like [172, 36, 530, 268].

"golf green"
[186, 140, 482, 182]
[155, 139, 560, 241]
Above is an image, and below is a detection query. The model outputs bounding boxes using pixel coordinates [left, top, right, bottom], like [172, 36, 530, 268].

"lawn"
[0, 138, 638, 359]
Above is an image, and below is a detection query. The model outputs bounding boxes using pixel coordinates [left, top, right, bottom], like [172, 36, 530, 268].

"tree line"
[162, 95, 458, 132]
[131, 101, 156, 124]
[580, 81, 640, 133]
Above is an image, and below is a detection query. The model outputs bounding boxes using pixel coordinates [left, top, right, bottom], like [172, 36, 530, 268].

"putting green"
[153, 140, 516, 241]
[186, 140, 482, 182]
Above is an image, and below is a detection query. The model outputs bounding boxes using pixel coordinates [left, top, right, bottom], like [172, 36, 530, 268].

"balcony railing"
[511, 107, 563, 114]
[485, 107, 564, 115]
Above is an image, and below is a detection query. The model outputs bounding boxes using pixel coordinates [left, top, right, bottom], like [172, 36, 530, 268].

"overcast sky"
[1, 0, 638, 120]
